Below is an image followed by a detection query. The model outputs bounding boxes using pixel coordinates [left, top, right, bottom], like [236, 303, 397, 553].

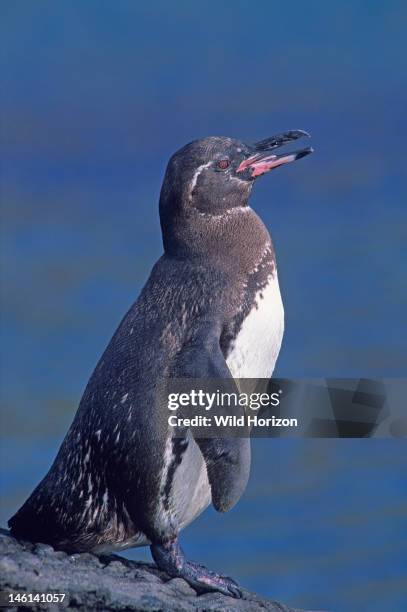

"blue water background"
[1, 3, 406, 611]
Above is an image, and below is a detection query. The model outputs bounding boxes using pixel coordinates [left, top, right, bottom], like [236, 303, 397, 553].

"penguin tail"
[8, 504, 41, 542]
[8, 489, 55, 545]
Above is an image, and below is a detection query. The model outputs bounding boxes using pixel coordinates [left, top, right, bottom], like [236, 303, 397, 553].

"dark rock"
[0, 528, 305, 611]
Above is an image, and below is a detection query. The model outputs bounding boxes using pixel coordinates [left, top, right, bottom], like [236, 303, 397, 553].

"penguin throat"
[191, 186, 251, 216]
[162, 206, 272, 277]
[196, 206, 250, 219]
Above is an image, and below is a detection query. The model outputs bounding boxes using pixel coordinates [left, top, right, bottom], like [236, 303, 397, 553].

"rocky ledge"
[0, 529, 303, 611]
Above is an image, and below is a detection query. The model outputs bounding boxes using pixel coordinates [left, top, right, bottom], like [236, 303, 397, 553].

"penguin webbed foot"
[150, 539, 242, 598]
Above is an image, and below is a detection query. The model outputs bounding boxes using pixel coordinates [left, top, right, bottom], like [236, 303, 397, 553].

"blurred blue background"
[1, 2, 406, 611]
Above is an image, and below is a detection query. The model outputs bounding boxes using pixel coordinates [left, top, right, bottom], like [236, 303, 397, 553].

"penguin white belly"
[170, 435, 212, 531]
[226, 273, 284, 379]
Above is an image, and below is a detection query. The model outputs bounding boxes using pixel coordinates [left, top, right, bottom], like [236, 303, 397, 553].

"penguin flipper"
[195, 436, 250, 513]
[172, 320, 251, 513]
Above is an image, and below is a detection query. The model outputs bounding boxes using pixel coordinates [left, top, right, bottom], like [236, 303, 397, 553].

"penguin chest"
[226, 274, 284, 379]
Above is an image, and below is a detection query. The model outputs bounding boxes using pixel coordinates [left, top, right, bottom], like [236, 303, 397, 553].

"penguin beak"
[237, 130, 313, 178]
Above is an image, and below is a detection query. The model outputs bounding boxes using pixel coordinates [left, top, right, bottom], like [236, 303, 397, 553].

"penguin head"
[159, 131, 312, 255]
[160, 136, 252, 217]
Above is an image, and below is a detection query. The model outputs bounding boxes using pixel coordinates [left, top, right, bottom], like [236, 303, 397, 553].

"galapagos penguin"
[9, 130, 313, 597]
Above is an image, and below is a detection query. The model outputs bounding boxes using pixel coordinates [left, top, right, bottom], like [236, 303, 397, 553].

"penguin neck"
[162, 206, 274, 277]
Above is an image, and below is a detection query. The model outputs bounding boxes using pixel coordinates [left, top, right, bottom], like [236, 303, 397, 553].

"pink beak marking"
[237, 153, 297, 177]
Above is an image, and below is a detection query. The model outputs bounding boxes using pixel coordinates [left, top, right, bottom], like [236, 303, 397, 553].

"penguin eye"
[217, 159, 230, 170]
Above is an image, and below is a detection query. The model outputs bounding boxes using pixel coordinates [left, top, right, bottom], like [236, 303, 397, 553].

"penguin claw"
[187, 560, 242, 597]
[151, 540, 242, 598]
[186, 566, 242, 598]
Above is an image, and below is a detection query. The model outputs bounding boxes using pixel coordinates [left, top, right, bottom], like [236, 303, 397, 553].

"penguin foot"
[150, 540, 242, 598]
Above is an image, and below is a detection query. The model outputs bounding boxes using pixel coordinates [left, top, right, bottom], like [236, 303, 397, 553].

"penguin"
[9, 130, 313, 598]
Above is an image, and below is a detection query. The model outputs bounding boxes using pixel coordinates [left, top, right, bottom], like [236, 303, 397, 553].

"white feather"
[226, 273, 284, 379]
